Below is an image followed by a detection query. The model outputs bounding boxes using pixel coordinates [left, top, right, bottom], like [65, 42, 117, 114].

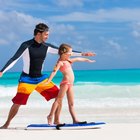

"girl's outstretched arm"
[70, 57, 96, 63]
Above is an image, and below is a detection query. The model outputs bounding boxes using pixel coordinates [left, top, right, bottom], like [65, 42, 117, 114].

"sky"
[0, 0, 140, 72]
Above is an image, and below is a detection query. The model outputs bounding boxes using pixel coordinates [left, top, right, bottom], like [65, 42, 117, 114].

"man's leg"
[0, 104, 20, 129]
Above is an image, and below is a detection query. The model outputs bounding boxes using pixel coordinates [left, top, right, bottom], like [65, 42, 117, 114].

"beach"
[0, 69, 140, 139]
[0, 123, 140, 140]
[0, 107, 140, 140]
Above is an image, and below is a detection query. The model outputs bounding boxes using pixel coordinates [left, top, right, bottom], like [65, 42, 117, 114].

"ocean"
[0, 69, 140, 124]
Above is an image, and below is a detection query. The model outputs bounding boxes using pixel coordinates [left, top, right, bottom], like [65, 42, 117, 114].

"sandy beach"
[0, 123, 140, 140]
[0, 107, 140, 140]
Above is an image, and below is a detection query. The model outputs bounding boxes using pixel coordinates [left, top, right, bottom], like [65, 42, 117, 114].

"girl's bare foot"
[47, 115, 53, 125]
[54, 121, 61, 125]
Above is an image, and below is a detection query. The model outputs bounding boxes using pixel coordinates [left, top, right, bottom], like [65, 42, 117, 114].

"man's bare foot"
[47, 115, 53, 125]
[0, 124, 8, 129]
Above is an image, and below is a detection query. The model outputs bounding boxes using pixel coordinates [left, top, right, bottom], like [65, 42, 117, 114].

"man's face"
[40, 31, 49, 42]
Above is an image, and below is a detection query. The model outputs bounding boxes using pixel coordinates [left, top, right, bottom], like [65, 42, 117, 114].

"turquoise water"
[0, 69, 140, 109]
[74, 69, 140, 85]
[0, 69, 140, 86]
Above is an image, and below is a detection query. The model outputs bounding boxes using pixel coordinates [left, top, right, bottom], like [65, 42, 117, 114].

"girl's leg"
[47, 85, 68, 125]
[53, 102, 62, 124]
[67, 87, 79, 123]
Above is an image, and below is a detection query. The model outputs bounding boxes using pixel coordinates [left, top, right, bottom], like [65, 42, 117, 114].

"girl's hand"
[40, 79, 50, 86]
[42, 81, 50, 86]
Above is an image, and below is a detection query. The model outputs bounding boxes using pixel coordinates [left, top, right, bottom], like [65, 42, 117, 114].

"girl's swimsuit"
[59, 61, 73, 89]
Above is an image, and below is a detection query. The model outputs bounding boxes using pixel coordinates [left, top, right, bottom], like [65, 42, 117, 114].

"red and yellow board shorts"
[12, 74, 59, 105]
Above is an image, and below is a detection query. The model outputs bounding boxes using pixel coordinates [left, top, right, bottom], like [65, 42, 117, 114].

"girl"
[44, 43, 95, 125]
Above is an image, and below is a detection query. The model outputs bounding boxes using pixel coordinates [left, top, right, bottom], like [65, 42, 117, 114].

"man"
[0, 23, 95, 129]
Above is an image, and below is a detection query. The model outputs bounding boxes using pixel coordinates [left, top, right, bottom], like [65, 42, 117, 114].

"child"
[44, 43, 95, 125]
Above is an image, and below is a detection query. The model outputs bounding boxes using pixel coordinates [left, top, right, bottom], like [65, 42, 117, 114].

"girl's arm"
[70, 57, 96, 63]
[43, 61, 62, 85]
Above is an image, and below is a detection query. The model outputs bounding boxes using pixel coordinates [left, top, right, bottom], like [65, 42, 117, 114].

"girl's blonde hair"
[58, 43, 72, 56]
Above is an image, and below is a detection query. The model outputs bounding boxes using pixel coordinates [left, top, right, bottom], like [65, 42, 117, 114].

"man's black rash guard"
[0, 39, 82, 78]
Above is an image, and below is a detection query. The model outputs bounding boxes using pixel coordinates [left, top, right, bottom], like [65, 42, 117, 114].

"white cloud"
[52, 0, 83, 7]
[131, 22, 140, 39]
[50, 23, 75, 35]
[108, 40, 121, 52]
[0, 0, 49, 12]
[0, 10, 84, 51]
[99, 36, 126, 58]
[47, 8, 140, 22]
[0, 39, 9, 45]
[132, 30, 140, 38]
[0, 10, 45, 46]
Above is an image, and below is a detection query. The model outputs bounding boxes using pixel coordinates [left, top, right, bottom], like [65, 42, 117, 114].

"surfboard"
[26, 122, 105, 130]
[26, 124, 56, 130]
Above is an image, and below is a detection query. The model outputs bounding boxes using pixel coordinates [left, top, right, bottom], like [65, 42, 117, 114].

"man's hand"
[87, 59, 96, 63]
[82, 52, 96, 56]
[0, 72, 3, 77]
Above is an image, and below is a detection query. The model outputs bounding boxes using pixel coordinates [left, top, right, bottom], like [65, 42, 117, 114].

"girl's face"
[65, 48, 73, 58]
[66, 48, 73, 56]
[61, 48, 73, 59]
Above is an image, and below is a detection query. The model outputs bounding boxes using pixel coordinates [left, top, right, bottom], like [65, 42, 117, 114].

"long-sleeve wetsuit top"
[0, 38, 82, 78]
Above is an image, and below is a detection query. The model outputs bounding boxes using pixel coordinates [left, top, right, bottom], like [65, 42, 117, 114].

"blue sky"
[0, 0, 140, 71]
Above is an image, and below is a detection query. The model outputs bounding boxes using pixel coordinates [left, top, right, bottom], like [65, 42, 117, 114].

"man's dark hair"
[34, 23, 49, 36]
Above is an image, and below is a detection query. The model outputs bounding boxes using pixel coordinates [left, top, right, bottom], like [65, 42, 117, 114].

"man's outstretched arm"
[46, 42, 96, 57]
